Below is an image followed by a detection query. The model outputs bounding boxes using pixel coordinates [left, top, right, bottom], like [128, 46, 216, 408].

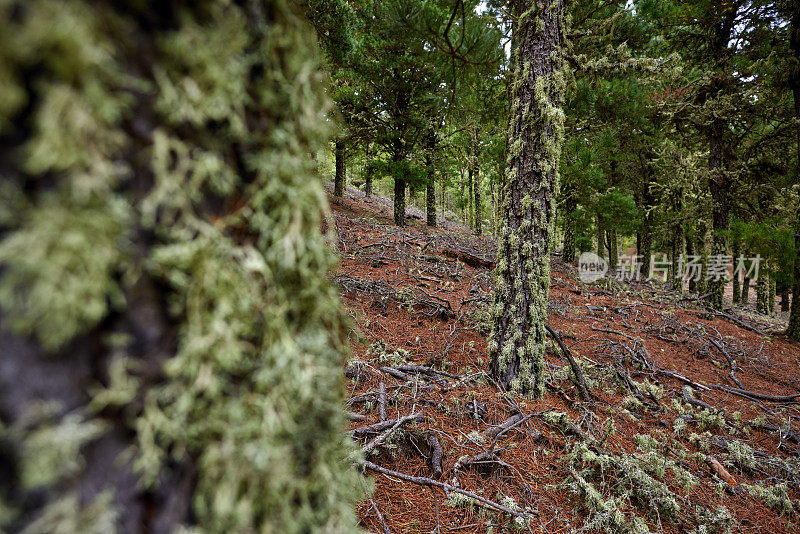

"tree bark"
[473, 153, 482, 236]
[562, 190, 577, 264]
[364, 144, 374, 198]
[787, 7, 800, 338]
[334, 139, 346, 197]
[596, 215, 605, 259]
[393, 176, 406, 227]
[489, 0, 567, 395]
[731, 239, 741, 304]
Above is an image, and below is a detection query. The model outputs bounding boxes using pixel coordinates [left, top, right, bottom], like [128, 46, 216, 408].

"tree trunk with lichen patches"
[488, 0, 566, 396]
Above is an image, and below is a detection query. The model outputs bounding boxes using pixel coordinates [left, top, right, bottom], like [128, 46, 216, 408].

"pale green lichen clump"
[0, 1, 363, 532]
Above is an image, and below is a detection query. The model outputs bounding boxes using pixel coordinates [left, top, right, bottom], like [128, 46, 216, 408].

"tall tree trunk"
[468, 159, 475, 229]
[787, 8, 800, 338]
[334, 139, 346, 198]
[769, 276, 777, 314]
[596, 217, 605, 260]
[732, 239, 741, 304]
[606, 229, 618, 269]
[782, 286, 791, 312]
[489, 0, 566, 395]
[670, 233, 684, 291]
[364, 144, 374, 198]
[708, 121, 729, 310]
[757, 268, 770, 315]
[686, 232, 696, 293]
[473, 156, 482, 236]
[742, 275, 751, 306]
[393, 169, 406, 227]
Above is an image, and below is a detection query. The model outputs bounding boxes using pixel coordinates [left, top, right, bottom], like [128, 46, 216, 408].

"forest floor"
[328, 185, 800, 534]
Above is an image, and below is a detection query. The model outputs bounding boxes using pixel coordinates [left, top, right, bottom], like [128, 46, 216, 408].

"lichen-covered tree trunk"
[488, 0, 566, 395]
[757, 265, 770, 315]
[0, 2, 362, 532]
[334, 139, 347, 197]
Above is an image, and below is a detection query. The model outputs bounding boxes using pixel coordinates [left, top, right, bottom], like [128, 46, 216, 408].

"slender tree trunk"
[708, 122, 729, 310]
[787, 8, 800, 338]
[473, 157, 482, 236]
[782, 286, 791, 313]
[769, 276, 777, 314]
[757, 268, 770, 315]
[562, 192, 577, 264]
[467, 159, 475, 229]
[393, 158, 406, 227]
[670, 233, 684, 291]
[489, 0, 567, 395]
[595, 213, 605, 259]
[742, 275, 751, 306]
[334, 140, 346, 198]
[686, 236, 697, 294]
[731, 239, 741, 304]
[606, 229, 618, 269]
[364, 145, 374, 198]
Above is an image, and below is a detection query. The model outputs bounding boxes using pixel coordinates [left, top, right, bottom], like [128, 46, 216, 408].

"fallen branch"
[709, 339, 744, 389]
[360, 460, 530, 520]
[350, 413, 424, 439]
[710, 384, 800, 404]
[361, 411, 422, 456]
[546, 324, 591, 401]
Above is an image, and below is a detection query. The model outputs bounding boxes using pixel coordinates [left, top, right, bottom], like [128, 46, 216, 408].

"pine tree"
[0, 1, 362, 531]
[489, 0, 567, 395]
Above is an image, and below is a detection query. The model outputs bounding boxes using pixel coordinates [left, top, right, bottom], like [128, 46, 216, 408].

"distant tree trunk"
[638, 171, 656, 279]
[364, 144, 374, 198]
[606, 229, 618, 269]
[473, 159, 482, 236]
[782, 285, 791, 312]
[732, 239, 741, 304]
[686, 234, 697, 293]
[742, 275, 751, 305]
[708, 121, 729, 311]
[562, 192, 577, 264]
[697, 239, 709, 297]
[596, 216, 605, 259]
[769, 276, 777, 314]
[334, 140, 346, 197]
[459, 168, 467, 225]
[467, 159, 475, 229]
[393, 166, 406, 227]
[670, 233, 684, 291]
[787, 8, 800, 338]
[489, 0, 566, 396]
[757, 270, 770, 315]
